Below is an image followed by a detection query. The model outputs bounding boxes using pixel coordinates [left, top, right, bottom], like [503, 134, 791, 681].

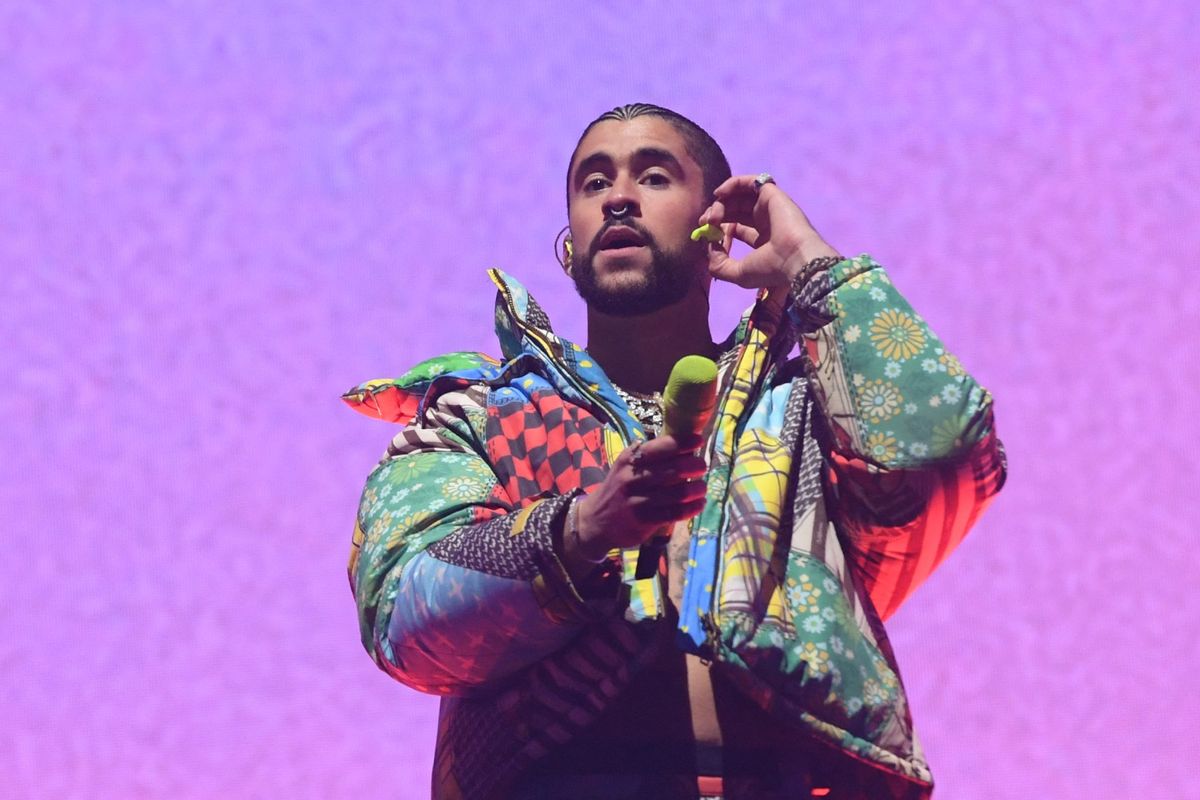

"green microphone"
[634, 355, 718, 580]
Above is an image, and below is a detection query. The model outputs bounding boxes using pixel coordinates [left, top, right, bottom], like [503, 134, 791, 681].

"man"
[345, 103, 1005, 799]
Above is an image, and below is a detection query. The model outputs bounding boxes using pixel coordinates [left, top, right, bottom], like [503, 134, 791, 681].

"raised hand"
[699, 174, 841, 290]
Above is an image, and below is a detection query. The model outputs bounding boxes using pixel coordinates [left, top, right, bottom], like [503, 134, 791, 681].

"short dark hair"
[566, 103, 731, 206]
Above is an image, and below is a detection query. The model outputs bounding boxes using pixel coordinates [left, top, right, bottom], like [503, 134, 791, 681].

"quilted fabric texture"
[4, 1, 1196, 798]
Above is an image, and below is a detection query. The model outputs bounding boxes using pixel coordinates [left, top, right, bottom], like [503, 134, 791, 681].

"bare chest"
[665, 521, 723, 745]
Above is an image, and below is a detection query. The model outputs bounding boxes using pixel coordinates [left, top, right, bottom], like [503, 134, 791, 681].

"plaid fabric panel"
[681, 290, 789, 644]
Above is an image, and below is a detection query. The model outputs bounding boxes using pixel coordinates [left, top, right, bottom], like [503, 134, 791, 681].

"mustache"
[589, 219, 656, 256]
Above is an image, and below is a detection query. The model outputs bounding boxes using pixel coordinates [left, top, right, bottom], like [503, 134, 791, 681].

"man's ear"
[562, 238, 574, 274]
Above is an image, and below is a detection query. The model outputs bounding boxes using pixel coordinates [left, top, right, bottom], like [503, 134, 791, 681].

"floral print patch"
[825, 256, 991, 465]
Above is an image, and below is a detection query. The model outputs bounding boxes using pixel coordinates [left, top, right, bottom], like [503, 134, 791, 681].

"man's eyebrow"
[572, 152, 613, 186]
[572, 147, 685, 187]
[632, 147, 683, 173]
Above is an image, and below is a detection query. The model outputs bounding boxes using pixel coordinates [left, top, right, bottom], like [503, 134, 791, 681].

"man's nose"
[603, 177, 639, 219]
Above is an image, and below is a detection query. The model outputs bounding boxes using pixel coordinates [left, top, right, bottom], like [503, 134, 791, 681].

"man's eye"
[643, 173, 669, 186]
[585, 178, 608, 191]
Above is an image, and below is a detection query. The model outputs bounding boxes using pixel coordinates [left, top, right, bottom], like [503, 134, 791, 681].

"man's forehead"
[571, 117, 695, 174]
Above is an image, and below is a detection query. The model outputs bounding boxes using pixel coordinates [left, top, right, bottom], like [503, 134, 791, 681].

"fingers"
[699, 200, 759, 238]
[621, 435, 707, 497]
[627, 455, 707, 490]
[623, 433, 702, 462]
[634, 475, 708, 504]
[631, 495, 708, 525]
[713, 174, 770, 198]
[706, 246, 741, 284]
[698, 199, 724, 227]
[699, 179, 759, 223]
[703, 221, 762, 283]
[580, 435, 711, 550]
[715, 174, 771, 205]
[624, 437, 706, 484]
[727, 223, 760, 248]
[712, 174, 753, 197]
[700, 196, 752, 227]
[627, 474, 709, 524]
[702, 173, 794, 230]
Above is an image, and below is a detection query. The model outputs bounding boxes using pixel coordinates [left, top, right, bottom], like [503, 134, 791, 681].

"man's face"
[566, 117, 709, 316]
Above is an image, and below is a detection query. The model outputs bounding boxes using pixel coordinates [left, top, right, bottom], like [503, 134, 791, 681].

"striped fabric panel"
[387, 386, 490, 458]
[834, 425, 1007, 621]
[385, 425, 462, 457]
[438, 618, 653, 800]
[518, 621, 647, 753]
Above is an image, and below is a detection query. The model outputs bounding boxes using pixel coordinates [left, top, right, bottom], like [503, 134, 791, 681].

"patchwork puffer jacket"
[345, 255, 1006, 799]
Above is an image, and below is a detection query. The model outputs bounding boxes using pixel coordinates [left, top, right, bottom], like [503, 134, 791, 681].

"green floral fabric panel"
[825, 255, 991, 467]
[353, 450, 499, 657]
[719, 551, 908, 742]
[398, 351, 496, 385]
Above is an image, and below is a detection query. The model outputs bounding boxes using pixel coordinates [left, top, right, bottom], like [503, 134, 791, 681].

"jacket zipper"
[490, 274, 633, 444]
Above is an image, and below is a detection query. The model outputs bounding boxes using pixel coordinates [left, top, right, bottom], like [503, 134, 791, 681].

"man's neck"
[585, 289, 718, 395]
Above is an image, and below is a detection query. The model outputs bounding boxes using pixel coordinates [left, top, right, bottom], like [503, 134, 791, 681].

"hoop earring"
[554, 224, 573, 272]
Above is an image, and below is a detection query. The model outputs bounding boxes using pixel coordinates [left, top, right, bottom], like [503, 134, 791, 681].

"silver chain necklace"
[612, 383, 663, 435]
[608, 346, 736, 436]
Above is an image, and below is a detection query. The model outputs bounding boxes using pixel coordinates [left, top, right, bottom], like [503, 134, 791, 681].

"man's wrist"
[560, 496, 608, 583]
[783, 238, 842, 283]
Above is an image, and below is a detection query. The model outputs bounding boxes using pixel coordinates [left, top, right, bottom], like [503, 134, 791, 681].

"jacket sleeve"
[788, 254, 1008, 620]
[348, 383, 620, 697]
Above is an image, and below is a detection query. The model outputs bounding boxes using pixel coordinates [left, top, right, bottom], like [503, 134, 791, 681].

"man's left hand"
[699, 175, 841, 289]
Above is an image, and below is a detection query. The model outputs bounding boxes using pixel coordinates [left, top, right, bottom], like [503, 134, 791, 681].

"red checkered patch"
[485, 390, 607, 506]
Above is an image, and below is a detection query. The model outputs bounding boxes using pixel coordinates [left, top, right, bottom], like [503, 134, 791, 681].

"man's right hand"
[569, 433, 708, 564]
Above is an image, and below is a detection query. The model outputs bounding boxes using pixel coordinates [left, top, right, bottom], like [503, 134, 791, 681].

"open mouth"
[597, 227, 647, 252]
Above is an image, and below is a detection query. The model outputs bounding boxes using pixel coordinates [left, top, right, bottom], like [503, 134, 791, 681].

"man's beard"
[570, 225, 695, 317]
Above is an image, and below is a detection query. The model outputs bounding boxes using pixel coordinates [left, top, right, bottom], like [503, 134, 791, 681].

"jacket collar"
[486, 268, 777, 364]
[486, 268, 791, 440]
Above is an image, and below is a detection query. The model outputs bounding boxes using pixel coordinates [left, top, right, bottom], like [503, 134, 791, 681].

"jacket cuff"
[786, 254, 865, 333]
[535, 492, 624, 623]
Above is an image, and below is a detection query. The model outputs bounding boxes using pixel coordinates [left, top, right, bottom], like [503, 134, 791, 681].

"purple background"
[4, 2, 1197, 798]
